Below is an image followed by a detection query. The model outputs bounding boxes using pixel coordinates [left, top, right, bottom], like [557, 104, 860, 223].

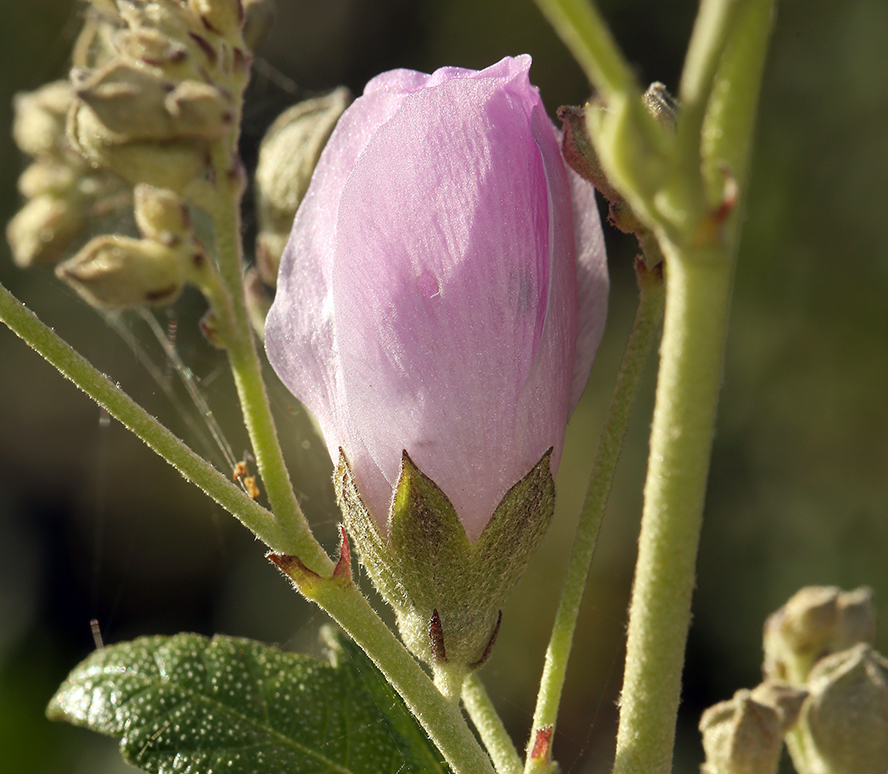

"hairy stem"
[463, 673, 523, 774]
[0, 281, 281, 549]
[524, 259, 665, 774]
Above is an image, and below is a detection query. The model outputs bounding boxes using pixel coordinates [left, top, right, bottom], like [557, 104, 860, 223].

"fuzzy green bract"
[47, 629, 450, 774]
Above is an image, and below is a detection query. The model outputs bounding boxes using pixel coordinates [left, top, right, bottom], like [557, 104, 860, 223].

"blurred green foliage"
[1, 1, 886, 773]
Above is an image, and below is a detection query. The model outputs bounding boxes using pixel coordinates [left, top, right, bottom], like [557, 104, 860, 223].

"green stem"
[532, 0, 635, 99]
[524, 259, 665, 774]
[611, 247, 731, 774]
[204, 142, 331, 575]
[463, 674, 523, 774]
[612, 4, 773, 769]
[311, 581, 498, 774]
[0, 280, 281, 549]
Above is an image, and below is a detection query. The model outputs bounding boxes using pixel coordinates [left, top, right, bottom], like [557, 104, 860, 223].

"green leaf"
[47, 629, 450, 774]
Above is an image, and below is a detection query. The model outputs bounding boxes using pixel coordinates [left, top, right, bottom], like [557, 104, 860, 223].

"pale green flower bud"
[112, 28, 188, 68]
[12, 81, 73, 158]
[72, 61, 178, 140]
[6, 195, 87, 268]
[163, 80, 232, 140]
[764, 586, 876, 684]
[254, 87, 349, 283]
[133, 184, 191, 246]
[68, 103, 207, 194]
[55, 235, 188, 309]
[18, 160, 79, 199]
[789, 644, 888, 774]
[750, 680, 809, 733]
[700, 689, 785, 774]
[242, 0, 275, 51]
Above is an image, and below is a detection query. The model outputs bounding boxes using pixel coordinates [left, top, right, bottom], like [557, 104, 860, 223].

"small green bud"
[242, 0, 275, 51]
[18, 160, 79, 199]
[764, 586, 876, 684]
[749, 680, 809, 733]
[73, 61, 179, 141]
[336, 449, 554, 678]
[113, 28, 189, 67]
[68, 103, 208, 193]
[187, 0, 244, 37]
[790, 644, 888, 774]
[133, 184, 191, 245]
[254, 87, 350, 283]
[12, 81, 73, 158]
[55, 234, 187, 309]
[6, 195, 86, 268]
[700, 689, 785, 774]
[163, 80, 232, 140]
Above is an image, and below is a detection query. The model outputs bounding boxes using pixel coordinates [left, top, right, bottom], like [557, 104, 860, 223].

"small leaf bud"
[6, 195, 87, 268]
[12, 81, 73, 158]
[133, 184, 191, 245]
[55, 235, 186, 309]
[700, 689, 784, 774]
[764, 586, 876, 684]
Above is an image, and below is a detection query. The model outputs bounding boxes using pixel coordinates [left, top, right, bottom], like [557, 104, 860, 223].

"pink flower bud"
[266, 55, 608, 541]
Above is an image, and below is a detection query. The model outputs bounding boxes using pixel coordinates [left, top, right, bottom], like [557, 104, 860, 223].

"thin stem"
[463, 674, 523, 774]
[532, 0, 635, 99]
[0, 281, 281, 549]
[204, 142, 331, 575]
[611, 248, 731, 774]
[309, 580, 498, 774]
[524, 259, 665, 774]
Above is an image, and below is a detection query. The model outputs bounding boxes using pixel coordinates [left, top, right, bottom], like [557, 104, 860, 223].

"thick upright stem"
[463, 674, 524, 774]
[611, 248, 732, 774]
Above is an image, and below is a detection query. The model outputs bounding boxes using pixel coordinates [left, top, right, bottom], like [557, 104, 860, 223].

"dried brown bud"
[55, 235, 187, 309]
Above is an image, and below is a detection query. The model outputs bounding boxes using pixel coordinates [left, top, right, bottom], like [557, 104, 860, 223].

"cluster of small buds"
[6, 80, 130, 268]
[7, 0, 277, 319]
[700, 586, 888, 774]
[66, 0, 265, 197]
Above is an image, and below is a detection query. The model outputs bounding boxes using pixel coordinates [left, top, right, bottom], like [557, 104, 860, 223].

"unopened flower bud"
[187, 0, 244, 37]
[12, 81, 73, 158]
[113, 28, 188, 67]
[749, 680, 809, 733]
[72, 61, 178, 140]
[68, 103, 208, 193]
[55, 235, 187, 309]
[18, 160, 79, 199]
[789, 644, 888, 774]
[242, 0, 275, 50]
[164, 80, 232, 140]
[134, 184, 191, 245]
[700, 689, 784, 774]
[266, 57, 608, 677]
[764, 586, 876, 684]
[6, 195, 87, 268]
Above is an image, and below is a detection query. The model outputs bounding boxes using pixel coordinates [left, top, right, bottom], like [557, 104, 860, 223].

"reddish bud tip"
[530, 725, 554, 761]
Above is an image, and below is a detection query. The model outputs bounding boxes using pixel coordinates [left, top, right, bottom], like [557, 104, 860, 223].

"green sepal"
[336, 449, 555, 671]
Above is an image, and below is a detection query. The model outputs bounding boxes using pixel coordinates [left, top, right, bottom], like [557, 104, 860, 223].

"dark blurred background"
[1, 1, 886, 772]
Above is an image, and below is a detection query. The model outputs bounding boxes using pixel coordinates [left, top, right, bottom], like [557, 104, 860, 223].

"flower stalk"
[524, 257, 665, 774]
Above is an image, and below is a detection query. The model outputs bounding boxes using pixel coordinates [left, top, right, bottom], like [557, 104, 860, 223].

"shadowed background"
[1, 1, 886, 772]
